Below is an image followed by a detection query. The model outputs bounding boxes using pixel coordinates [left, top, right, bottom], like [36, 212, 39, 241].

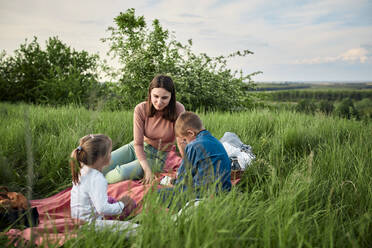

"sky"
[1, 0, 371, 82]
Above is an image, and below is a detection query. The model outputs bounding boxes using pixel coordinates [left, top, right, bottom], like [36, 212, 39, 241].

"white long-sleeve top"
[70, 166, 124, 222]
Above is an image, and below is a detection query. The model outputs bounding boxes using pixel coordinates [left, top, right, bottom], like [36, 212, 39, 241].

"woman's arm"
[133, 103, 154, 184]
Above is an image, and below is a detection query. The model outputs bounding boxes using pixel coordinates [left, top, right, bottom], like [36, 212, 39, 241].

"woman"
[103, 75, 185, 184]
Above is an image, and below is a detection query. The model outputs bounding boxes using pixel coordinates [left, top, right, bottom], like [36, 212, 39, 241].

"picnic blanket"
[5, 145, 241, 247]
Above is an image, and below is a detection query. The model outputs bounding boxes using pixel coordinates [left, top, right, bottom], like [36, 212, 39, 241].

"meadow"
[249, 82, 372, 122]
[0, 102, 371, 247]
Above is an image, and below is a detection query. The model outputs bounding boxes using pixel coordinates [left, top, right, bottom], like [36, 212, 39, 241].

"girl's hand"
[119, 195, 137, 216]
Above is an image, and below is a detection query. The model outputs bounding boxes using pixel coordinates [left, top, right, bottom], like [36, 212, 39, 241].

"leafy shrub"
[354, 98, 372, 121]
[102, 8, 260, 111]
[319, 100, 334, 115]
[295, 99, 317, 114]
[334, 98, 358, 119]
[0, 37, 102, 107]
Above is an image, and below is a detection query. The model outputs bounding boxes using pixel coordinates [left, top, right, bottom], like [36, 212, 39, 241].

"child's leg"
[157, 186, 189, 210]
[94, 219, 138, 237]
[157, 187, 176, 206]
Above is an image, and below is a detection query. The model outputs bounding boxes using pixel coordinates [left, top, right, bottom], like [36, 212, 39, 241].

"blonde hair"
[70, 134, 112, 184]
[175, 111, 203, 137]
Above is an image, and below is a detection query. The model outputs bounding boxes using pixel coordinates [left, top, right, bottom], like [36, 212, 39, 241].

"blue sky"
[1, 0, 371, 82]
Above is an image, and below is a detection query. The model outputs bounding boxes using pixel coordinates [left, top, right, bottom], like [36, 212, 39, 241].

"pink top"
[133, 101, 185, 161]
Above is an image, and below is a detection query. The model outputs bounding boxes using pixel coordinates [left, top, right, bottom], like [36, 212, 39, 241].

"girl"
[70, 134, 137, 232]
[103, 75, 185, 184]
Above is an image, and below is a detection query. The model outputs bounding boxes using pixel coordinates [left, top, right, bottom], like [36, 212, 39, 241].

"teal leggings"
[102, 141, 167, 184]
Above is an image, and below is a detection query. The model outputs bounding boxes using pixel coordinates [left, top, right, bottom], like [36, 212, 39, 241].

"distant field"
[253, 82, 372, 91]
[258, 89, 372, 101]
[249, 82, 372, 121]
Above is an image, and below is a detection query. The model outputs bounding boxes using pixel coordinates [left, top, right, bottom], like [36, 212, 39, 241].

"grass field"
[0, 102, 371, 247]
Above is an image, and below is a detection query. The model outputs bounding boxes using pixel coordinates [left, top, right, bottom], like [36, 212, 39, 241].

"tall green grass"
[1, 103, 371, 247]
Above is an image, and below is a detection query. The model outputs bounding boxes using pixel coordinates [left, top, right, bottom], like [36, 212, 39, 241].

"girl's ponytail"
[70, 146, 83, 185]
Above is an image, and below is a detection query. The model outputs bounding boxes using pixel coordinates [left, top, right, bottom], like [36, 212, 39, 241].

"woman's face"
[150, 87, 172, 111]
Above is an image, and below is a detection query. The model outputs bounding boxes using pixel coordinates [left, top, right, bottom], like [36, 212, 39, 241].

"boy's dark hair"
[175, 111, 203, 137]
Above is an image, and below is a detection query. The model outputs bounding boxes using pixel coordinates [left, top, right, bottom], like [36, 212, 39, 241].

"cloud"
[179, 13, 203, 19]
[361, 44, 372, 56]
[340, 48, 368, 63]
[294, 48, 369, 64]
[1, 0, 371, 81]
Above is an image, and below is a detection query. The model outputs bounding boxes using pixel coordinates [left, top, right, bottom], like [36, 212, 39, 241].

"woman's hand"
[119, 195, 137, 216]
[138, 159, 154, 184]
[141, 167, 154, 184]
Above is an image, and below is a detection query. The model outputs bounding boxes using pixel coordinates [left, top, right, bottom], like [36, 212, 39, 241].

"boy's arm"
[174, 159, 185, 185]
[174, 145, 198, 186]
[176, 137, 187, 158]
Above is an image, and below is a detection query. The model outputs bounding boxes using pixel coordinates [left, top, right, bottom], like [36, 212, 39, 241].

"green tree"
[354, 98, 372, 121]
[0, 37, 101, 106]
[295, 99, 317, 114]
[102, 8, 260, 111]
[319, 100, 334, 115]
[334, 98, 358, 119]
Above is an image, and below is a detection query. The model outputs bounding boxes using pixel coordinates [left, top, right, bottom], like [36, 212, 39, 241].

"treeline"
[253, 85, 311, 91]
[253, 89, 372, 121]
[0, 9, 260, 112]
[254, 97, 372, 121]
[295, 98, 372, 121]
[266, 90, 372, 101]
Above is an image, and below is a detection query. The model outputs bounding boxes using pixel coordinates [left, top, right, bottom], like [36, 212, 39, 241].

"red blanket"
[32, 147, 183, 223]
[5, 146, 240, 246]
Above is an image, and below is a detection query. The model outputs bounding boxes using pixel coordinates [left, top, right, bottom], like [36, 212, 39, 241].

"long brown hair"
[146, 74, 177, 121]
[70, 134, 112, 184]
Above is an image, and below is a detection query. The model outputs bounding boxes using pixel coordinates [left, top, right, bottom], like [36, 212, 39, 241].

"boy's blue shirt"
[175, 130, 231, 192]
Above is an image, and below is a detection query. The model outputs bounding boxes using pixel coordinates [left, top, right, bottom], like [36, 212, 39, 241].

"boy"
[170, 111, 231, 194]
